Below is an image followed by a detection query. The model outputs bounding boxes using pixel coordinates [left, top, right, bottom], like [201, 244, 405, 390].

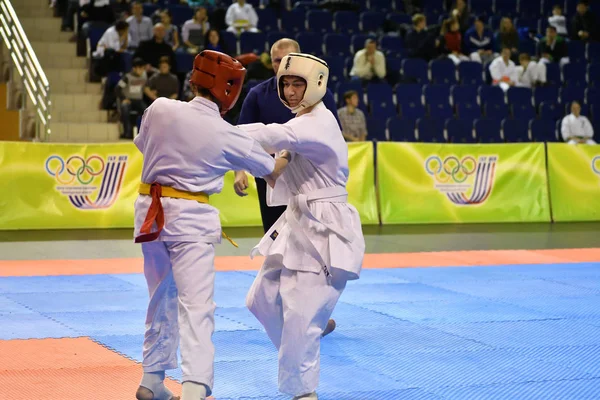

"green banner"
[377, 142, 551, 224]
[547, 143, 600, 221]
[0, 141, 378, 230]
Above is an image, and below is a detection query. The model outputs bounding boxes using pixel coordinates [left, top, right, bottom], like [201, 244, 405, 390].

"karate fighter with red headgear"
[133, 50, 290, 400]
[234, 53, 365, 400]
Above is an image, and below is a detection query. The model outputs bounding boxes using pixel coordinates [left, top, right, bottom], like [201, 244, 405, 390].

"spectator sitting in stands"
[490, 47, 517, 92]
[126, 1, 153, 48]
[450, 0, 470, 34]
[495, 17, 519, 62]
[93, 20, 130, 58]
[442, 18, 469, 65]
[144, 57, 180, 103]
[571, 1, 597, 42]
[112, 0, 131, 21]
[226, 0, 259, 34]
[160, 10, 180, 51]
[405, 14, 440, 61]
[182, 70, 194, 101]
[465, 17, 495, 64]
[338, 90, 368, 142]
[515, 53, 546, 88]
[134, 23, 177, 72]
[549, 4, 568, 37]
[204, 29, 229, 54]
[539, 26, 569, 67]
[115, 57, 148, 139]
[562, 101, 596, 145]
[79, 0, 114, 25]
[182, 7, 210, 54]
[349, 38, 386, 83]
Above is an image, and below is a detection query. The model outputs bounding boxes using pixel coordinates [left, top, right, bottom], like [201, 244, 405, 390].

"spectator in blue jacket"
[464, 17, 495, 64]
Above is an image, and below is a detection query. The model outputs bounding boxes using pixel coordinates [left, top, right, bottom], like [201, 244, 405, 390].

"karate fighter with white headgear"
[133, 50, 290, 400]
[234, 53, 365, 400]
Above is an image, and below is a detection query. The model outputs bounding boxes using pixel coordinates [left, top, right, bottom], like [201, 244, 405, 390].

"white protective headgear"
[277, 53, 329, 114]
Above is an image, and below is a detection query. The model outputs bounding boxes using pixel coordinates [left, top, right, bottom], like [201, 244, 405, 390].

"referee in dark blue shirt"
[238, 38, 341, 233]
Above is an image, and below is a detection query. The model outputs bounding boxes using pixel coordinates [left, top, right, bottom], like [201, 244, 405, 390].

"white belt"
[286, 186, 353, 281]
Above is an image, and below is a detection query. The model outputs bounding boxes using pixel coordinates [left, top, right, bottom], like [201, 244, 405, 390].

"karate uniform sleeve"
[323, 89, 342, 130]
[237, 88, 260, 124]
[222, 128, 276, 177]
[237, 122, 299, 154]
[561, 116, 571, 142]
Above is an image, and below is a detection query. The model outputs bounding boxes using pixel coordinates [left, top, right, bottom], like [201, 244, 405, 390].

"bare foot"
[136, 386, 180, 400]
[321, 319, 336, 337]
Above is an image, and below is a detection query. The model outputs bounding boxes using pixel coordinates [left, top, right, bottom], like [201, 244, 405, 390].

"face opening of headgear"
[189, 50, 246, 115]
[276, 52, 329, 114]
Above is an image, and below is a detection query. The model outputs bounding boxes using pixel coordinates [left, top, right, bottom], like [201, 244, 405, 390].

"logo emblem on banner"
[425, 155, 498, 205]
[45, 154, 128, 209]
[592, 156, 600, 176]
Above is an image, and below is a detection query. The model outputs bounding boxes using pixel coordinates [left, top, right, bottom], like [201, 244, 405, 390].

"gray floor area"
[0, 222, 598, 261]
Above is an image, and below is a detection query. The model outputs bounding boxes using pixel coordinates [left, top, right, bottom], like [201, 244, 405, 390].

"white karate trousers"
[246, 257, 348, 397]
[141, 241, 216, 394]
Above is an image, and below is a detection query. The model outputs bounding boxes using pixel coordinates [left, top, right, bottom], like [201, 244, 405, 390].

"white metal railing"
[0, 0, 51, 141]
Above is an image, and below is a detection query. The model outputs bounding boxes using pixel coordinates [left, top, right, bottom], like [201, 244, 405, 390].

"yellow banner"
[0, 141, 378, 229]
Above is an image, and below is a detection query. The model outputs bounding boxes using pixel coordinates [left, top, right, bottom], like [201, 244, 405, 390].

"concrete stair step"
[25, 29, 74, 43]
[53, 82, 101, 95]
[45, 68, 88, 85]
[20, 17, 62, 32]
[49, 122, 120, 143]
[31, 41, 76, 57]
[53, 110, 108, 123]
[51, 93, 103, 113]
[38, 53, 86, 69]
[13, 6, 54, 18]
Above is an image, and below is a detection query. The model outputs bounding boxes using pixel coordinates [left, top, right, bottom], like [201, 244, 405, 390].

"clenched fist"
[234, 171, 249, 197]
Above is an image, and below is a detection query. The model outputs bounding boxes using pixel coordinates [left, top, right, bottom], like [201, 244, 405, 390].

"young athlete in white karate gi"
[234, 53, 365, 400]
[133, 50, 290, 400]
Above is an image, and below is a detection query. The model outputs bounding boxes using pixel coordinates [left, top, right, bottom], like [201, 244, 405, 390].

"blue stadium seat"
[388, 13, 412, 26]
[240, 32, 266, 54]
[294, 1, 318, 12]
[458, 62, 483, 85]
[370, 0, 396, 13]
[456, 102, 481, 121]
[387, 116, 417, 141]
[530, 119, 558, 142]
[568, 41, 586, 63]
[485, 102, 509, 120]
[336, 81, 363, 107]
[563, 62, 587, 87]
[430, 58, 457, 85]
[142, 3, 159, 17]
[423, 84, 451, 107]
[400, 102, 426, 120]
[423, 0, 445, 14]
[281, 9, 306, 35]
[514, 17, 538, 31]
[591, 104, 600, 122]
[451, 84, 478, 105]
[220, 31, 237, 56]
[324, 33, 351, 57]
[334, 11, 360, 35]
[396, 84, 423, 106]
[386, 57, 403, 85]
[495, 0, 517, 17]
[539, 101, 563, 120]
[267, 31, 286, 49]
[560, 86, 585, 106]
[488, 15, 502, 32]
[257, 8, 278, 32]
[563, 0, 580, 16]
[502, 118, 530, 142]
[380, 35, 404, 54]
[475, 119, 503, 143]
[507, 87, 533, 106]
[534, 86, 559, 108]
[478, 85, 505, 106]
[538, 18, 549, 34]
[360, 11, 386, 33]
[446, 119, 476, 143]
[588, 64, 600, 87]
[295, 32, 323, 56]
[545, 62, 561, 86]
[307, 10, 333, 34]
[428, 103, 454, 119]
[586, 87, 600, 106]
[168, 5, 193, 26]
[367, 116, 388, 141]
[512, 103, 536, 120]
[322, 56, 345, 88]
[519, 39, 537, 56]
[175, 52, 194, 73]
[87, 25, 107, 54]
[367, 83, 396, 119]
[402, 58, 429, 84]
[518, 0, 540, 17]
[417, 118, 446, 142]
[588, 42, 600, 63]
[351, 34, 376, 53]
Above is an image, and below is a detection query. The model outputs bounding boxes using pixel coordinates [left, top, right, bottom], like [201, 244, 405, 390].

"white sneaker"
[292, 392, 318, 400]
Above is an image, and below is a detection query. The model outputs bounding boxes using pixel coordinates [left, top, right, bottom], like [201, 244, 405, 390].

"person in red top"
[443, 18, 469, 65]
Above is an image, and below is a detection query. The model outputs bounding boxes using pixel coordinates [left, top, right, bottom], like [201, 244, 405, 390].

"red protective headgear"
[189, 50, 246, 114]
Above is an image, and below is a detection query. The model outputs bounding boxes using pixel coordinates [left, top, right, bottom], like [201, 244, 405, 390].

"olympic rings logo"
[425, 155, 477, 183]
[592, 156, 600, 176]
[45, 155, 106, 185]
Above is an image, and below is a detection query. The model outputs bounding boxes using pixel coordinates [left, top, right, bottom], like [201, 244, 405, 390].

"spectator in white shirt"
[515, 53, 546, 88]
[489, 47, 517, 92]
[182, 7, 210, 53]
[549, 4, 568, 37]
[126, 1, 153, 48]
[93, 20, 130, 58]
[562, 101, 596, 145]
[350, 39, 387, 83]
[225, 0, 259, 34]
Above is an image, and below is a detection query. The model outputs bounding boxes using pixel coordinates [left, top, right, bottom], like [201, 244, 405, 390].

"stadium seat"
[507, 87, 533, 106]
[400, 102, 426, 120]
[458, 62, 483, 85]
[324, 33, 351, 57]
[387, 116, 417, 141]
[456, 102, 481, 121]
[430, 59, 457, 85]
[478, 85, 505, 106]
[360, 11, 386, 33]
[451, 84, 478, 105]
[307, 10, 333, 34]
[568, 40, 586, 63]
[512, 103, 536, 120]
[351, 34, 376, 53]
[334, 11, 360, 35]
[428, 103, 454, 119]
[588, 42, 600, 63]
[396, 84, 423, 106]
[294, 1, 318, 12]
[560, 86, 585, 106]
[587, 64, 600, 87]
[485, 102, 509, 120]
[380, 35, 404, 54]
[175, 52, 194, 73]
[220, 31, 237, 56]
[539, 101, 563, 121]
[367, 83, 396, 120]
[502, 118, 530, 142]
[514, 17, 537, 31]
[367, 116, 388, 141]
[495, 0, 517, 17]
[370, 0, 395, 13]
[257, 8, 278, 32]
[267, 31, 286, 49]
[417, 118, 445, 142]
[518, 0, 541, 17]
[240, 31, 266, 54]
[586, 87, 600, 106]
[446, 119, 476, 143]
[402, 58, 429, 84]
[281, 9, 306, 35]
[388, 13, 412, 26]
[423, 84, 451, 107]
[295, 32, 323, 56]
[475, 118, 503, 142]
[530, 119, 558, 142]
[488, 15, 502, 32]
[322, 56, 345, 88]
[534, 86, 559, 108]
[545, 63, 561, 86]
[563, 62, 588, 87]
[168, 5, 193, 26]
